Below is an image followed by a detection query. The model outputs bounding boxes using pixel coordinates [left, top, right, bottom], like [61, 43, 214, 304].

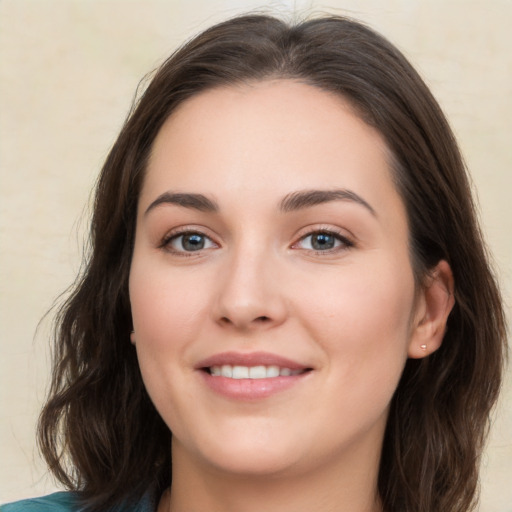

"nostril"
[217, 315, 271, 327]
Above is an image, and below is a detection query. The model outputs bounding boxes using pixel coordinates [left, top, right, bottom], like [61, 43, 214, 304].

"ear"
[130, 330, 136, 344]
[408, 260, 455, 359]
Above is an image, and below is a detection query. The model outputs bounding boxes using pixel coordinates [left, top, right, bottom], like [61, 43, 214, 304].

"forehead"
[142, 80, 400, 215]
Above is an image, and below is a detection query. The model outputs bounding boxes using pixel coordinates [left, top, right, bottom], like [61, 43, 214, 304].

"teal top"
[0, 491, 156, 512]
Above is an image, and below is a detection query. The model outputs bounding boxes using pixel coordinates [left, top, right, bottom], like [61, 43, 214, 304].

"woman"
[2, 13, 506, 512]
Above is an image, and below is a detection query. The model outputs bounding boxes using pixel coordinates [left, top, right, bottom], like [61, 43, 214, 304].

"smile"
[197, 352, 313, 399]
[208, 365, 306, 379]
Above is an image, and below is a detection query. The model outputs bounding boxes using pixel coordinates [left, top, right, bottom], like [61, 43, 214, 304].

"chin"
[203, 446, 301, 478]
[177, 424, 308, 477]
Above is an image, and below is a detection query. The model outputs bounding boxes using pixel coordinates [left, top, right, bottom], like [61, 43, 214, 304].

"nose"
[212, 246, 287, 331]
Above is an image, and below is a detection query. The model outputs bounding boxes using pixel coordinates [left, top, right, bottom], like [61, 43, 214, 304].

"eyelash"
[293, 228, 354, 255]
[159, 227, 354, 256]
[160, 228, 218, 257]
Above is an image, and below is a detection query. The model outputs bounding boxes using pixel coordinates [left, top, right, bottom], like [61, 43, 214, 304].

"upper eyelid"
[159, 231, 219, 258]
[292, 224, 355, 243]
[294, 231, 353, 247]
[160, 226, 219, 248]
[162, 225, 215, 239]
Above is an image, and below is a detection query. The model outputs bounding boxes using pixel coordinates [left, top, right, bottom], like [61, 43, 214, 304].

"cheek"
[295, 257, 415, 388]
[129, 261, 209, 429]
[307, 254, 414, 337]
[128, 258, 209, 405]
[129, 258, 207, 347]
[309, 266, 414, 439]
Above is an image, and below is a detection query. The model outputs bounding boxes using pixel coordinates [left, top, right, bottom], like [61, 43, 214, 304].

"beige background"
[1, 0, 510, 509]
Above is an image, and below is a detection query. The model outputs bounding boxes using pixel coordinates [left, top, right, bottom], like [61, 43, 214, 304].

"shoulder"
[0, 492, 79, 512]
[0, 490, 155, 512]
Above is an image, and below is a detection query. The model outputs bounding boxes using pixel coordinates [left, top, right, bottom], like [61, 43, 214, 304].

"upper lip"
[196, 351, 311, 371]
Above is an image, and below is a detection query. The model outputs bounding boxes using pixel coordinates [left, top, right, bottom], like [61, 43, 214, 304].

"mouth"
[204, 365, 310, 379]
[196, 352, 313, 400]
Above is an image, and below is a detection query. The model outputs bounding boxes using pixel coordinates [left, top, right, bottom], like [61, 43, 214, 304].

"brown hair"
[38, 14, 507, 512]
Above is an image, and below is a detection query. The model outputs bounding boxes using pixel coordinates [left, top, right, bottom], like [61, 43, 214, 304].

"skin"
[129, 80, 454, 512]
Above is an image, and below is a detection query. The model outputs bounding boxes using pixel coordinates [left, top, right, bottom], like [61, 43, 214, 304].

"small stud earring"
[420, 344, 427, 351]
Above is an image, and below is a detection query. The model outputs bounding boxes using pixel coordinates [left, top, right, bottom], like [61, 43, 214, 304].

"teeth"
[209, 365, 303, 379]
[249, 365, 266, 378]
[211, 366, 222, 376]
[266, 365, 280, 378]
[232, 366, 249, 379]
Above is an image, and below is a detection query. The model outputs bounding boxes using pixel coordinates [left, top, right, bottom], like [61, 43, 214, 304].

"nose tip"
[212, 255, 287, 331]
[216, 298, 285, 330]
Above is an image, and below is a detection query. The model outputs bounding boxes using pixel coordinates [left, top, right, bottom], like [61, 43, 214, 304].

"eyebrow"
[144, 192, 219, 216]
[144, 188, 376, 217]
[279, 189, 376, 216]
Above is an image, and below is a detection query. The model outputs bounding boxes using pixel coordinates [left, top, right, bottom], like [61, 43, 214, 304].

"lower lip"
[199, 371, 310, 400]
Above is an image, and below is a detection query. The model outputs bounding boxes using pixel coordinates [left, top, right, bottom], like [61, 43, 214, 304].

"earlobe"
[408, 260, 455, 359]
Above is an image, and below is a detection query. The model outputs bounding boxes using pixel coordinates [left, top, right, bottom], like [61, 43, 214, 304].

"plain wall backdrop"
[1, 1, 511, 510]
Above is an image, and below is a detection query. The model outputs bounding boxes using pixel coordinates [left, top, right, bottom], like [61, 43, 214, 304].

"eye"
[164, 231, 216, 253]
[295, 231, 353, 252]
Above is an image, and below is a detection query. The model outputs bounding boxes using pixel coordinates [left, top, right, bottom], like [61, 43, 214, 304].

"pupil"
[182, 234, 204, 251]
[312, 233, 334, 250]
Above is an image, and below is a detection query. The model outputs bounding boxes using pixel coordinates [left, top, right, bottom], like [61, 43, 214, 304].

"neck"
[165, 440, 383, 512]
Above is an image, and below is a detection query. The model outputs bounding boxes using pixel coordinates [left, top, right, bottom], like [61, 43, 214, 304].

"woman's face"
[129, 80, 425, 478]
